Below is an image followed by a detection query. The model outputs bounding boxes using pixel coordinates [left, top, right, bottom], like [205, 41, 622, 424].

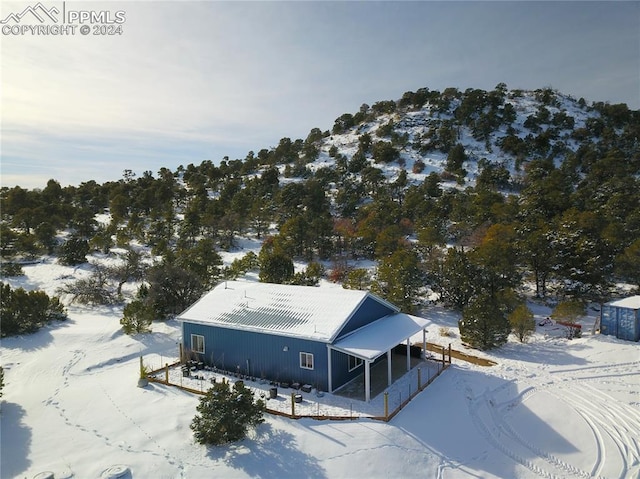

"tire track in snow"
[559, 384, 640, 479]
[528, 388, 606, 479]
[467, 388, 562, 479]
[468, 359, 640, 479]
[473, 388, 593, 479]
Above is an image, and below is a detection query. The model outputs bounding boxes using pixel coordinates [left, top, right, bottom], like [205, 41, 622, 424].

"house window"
[348, 355, 363, 372]
[300, 352, 314, 370]
[191, 334, 205, 354]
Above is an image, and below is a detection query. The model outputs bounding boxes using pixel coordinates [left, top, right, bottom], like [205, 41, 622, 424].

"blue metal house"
[600, 296, 640, 342]
[177, 281, 430, 401]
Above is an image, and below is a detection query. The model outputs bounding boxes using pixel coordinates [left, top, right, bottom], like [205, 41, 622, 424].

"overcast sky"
[1, 0, 639, 189]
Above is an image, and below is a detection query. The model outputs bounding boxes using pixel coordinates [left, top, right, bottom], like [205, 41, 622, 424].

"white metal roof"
[331, 313, 430, 361]
[607, 295, 640, 310]
[177, 280, 395, 342]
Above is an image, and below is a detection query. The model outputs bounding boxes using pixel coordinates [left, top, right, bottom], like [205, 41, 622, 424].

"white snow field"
[1, 261, 639, 479]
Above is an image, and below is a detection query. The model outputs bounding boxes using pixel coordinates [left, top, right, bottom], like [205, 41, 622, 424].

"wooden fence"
[146, 353, 451, 422]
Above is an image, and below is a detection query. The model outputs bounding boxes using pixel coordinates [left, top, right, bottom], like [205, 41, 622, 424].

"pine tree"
[120, 297, 154, 335]
[259, 251, 294, 284]
[459, 293, 510, 350]
[191, 380, 265, 446]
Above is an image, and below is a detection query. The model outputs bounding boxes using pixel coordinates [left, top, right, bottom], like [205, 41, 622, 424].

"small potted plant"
[138, 356, 149, 387]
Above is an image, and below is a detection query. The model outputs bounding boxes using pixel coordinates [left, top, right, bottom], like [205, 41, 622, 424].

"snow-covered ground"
[1, 261, 639, 479]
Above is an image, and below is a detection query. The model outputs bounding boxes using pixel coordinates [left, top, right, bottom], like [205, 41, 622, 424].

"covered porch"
[327, 313, 429, 402]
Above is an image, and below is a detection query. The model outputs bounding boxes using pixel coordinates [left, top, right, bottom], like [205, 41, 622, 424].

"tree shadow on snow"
[0, 401, 32, 478]
[0, 318, 74, 351]
[394, 367, 582, 479]
[207, 423, 326, 479]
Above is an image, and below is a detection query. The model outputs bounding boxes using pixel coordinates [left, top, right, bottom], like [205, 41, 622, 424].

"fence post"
[448, 343, 452, 364]
[291, 392, 295, 417]
[418, 368, 422, 390]
[165, 363, 169, 383]
[384, 392, 388, 419]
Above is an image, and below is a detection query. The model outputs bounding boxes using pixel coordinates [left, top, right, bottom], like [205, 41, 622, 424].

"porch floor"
[333, 353, 441, 401]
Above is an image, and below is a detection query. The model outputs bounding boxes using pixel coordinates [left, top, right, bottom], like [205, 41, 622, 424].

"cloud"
[1, 1, 638, 189]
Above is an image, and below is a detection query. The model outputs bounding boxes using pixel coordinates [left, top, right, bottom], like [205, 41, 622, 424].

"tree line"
[1, 85, 638, 347]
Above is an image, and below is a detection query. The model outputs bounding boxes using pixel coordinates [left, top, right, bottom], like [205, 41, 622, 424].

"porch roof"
[331, 313, 430, 361]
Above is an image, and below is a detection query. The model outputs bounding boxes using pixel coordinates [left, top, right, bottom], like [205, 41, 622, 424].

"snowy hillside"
[1, 258, 639, 479]
[300, 86, 609, 187]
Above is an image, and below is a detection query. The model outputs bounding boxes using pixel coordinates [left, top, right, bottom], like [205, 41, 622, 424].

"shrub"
[551, 300, 585, 340]
[191, 380, 265, 446]
[0, 262, 24, 277]
[439, 327, 453, 337]
[1, 283, 68, 337]
[412, 159, 426, 174]
[508, 304, 535, 343]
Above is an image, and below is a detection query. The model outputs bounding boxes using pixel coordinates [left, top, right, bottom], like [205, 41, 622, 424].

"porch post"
[423, 328, 427, 359]
[365, 360, 371, 402]
[327, 345, 333, 393]
[406, 338, 411, 371]
[387, 349, 392, 386]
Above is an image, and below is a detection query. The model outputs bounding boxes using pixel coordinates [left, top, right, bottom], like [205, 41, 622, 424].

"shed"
[177, 281, 430, 401]
[600, 295, 640, 342]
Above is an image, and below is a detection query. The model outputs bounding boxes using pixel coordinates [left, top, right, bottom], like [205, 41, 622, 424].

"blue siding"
[601, 305, 640, 342]
[183, 322, 330, 390]
[330, 349, 364, 390]
[336, 296, 396, 339]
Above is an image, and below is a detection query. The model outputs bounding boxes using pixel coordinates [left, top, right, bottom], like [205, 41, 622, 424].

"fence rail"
[146, 353, 451, 422]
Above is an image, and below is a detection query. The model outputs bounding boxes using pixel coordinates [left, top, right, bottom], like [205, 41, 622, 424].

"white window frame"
[191, 334, 205, 354]
[300, 352, 314, 370]
[348, 355, 363, 372]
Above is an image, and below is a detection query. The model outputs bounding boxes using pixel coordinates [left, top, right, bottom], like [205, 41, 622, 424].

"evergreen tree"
[259, 250, 294, 284]
[191, 380, 265, 446]
[59, 236, 89, 266]
[342, 268, 372, 290]
[145, 263, 205, 319]
[615, 239, 640, 288]
[445, 144, 467, 178]
[435, 247, 478, 310]
[459, 293, 510, 350]
[371, 248, 422, 313]
[120, 291, 154, 335]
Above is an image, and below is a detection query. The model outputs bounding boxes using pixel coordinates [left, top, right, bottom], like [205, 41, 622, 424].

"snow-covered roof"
[607, 295, 640, 310]
[177, 280, 395, 342]
[331, 313, 430, 361]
